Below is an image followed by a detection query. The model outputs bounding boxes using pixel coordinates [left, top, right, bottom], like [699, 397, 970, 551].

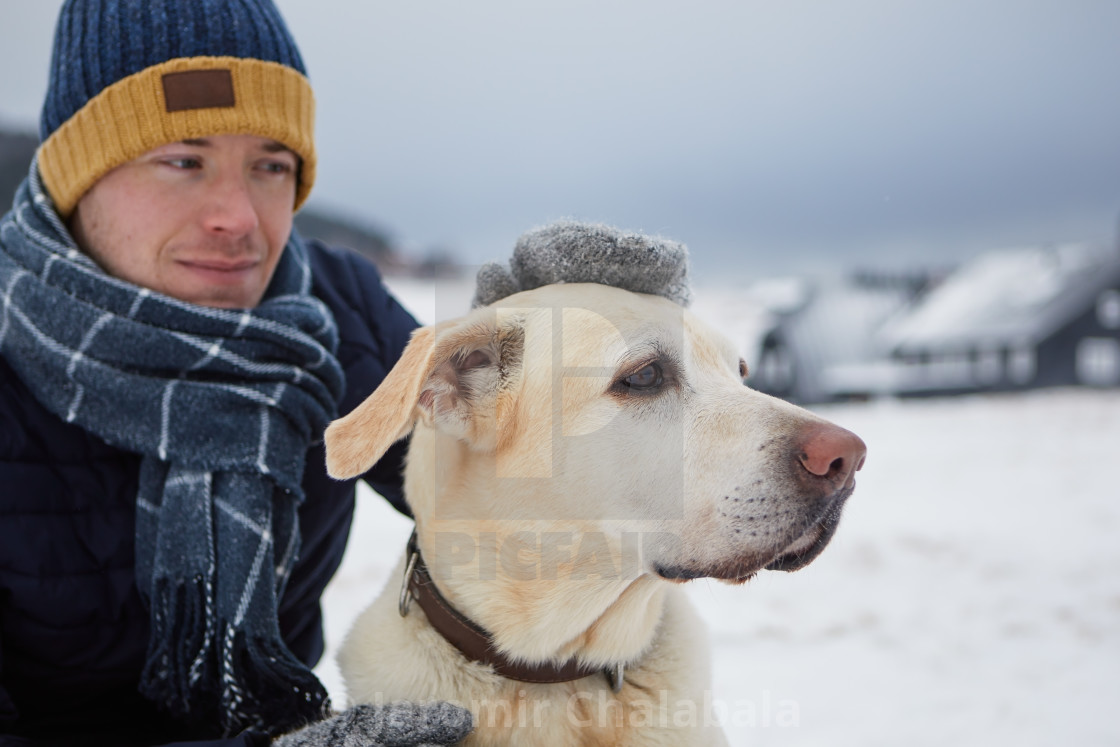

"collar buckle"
[398, 543, 419, 617]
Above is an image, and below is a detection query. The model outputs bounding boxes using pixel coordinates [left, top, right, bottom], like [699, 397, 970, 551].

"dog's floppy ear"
[324, 326, 438, 479]
[325, 314, 521, 479]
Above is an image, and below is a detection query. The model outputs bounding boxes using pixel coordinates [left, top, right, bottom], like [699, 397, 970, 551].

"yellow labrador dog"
[324, 228, 865, 746]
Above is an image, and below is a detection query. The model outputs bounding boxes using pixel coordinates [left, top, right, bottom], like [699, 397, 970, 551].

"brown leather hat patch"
[162, 69, 236, 112]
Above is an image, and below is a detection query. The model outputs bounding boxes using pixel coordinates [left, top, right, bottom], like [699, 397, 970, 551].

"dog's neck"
[401, 531, 629, 688]
[409, 522, 670, 669]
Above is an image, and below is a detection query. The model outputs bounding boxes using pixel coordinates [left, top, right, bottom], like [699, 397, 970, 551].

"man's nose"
[202, 173, 260, 237]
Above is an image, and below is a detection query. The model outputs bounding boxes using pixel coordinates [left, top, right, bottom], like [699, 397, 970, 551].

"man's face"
[70, 134, 299, 309]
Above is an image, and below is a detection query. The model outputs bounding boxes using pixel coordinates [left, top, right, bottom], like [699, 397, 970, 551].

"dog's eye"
[739, 359, 749, 380]
[621, 363, 663, 391]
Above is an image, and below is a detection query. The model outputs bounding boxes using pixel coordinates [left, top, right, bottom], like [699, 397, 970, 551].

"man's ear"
[324, 313, 522, 479]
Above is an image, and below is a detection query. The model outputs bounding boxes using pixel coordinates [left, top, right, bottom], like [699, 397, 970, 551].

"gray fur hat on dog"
[472, 221, 692, 308]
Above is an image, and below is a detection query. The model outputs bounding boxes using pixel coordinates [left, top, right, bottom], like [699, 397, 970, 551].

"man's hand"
[273, 702, 473, 746]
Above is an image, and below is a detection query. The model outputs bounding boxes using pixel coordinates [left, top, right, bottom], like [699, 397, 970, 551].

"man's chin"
[166, 266, 268, 309]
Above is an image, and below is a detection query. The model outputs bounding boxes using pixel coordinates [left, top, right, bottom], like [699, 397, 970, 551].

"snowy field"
[315, 279, 1120, 746]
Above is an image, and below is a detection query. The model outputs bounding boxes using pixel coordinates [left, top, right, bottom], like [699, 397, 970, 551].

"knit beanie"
[37, 0, 316, 218]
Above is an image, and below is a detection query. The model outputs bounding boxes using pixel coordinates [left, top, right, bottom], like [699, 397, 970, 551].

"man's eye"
[165, 157, 202, 170]
[256, 157, 295, 175]
[621, 363, 663, 391]
[260, 160, 294, 174]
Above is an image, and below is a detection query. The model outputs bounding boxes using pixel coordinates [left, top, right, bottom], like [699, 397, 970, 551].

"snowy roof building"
[882, 243, 1120, 394]
[746, 275, 919, 404]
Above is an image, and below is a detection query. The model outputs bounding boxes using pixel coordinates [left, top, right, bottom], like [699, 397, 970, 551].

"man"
[0, 1, 470, 745]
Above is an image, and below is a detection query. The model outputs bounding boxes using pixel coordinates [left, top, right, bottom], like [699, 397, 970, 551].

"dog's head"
[325, 280, 865, 585]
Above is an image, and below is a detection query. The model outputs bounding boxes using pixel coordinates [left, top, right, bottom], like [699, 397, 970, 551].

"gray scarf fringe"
[0, 161, 344, 736]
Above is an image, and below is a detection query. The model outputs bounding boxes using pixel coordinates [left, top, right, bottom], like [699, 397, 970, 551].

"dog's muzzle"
[655, 421, 866, 582]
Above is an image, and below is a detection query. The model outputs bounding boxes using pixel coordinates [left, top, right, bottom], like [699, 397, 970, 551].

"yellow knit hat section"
[37, 56, 316, 218]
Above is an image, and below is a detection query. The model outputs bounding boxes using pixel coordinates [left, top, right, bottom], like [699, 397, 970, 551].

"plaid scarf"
[0, 161, 344, 736]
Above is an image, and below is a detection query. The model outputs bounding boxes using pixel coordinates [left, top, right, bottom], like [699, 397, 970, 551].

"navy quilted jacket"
[0, 240, 417, 746]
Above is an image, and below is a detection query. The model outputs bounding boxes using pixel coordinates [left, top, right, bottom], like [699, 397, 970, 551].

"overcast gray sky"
[2, 0, 1119, 280]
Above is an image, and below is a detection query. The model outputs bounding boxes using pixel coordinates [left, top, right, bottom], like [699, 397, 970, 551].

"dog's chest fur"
[338, 562, 728, 746]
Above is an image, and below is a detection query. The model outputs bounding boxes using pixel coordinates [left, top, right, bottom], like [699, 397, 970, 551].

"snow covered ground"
[315, 279, 1120, 746]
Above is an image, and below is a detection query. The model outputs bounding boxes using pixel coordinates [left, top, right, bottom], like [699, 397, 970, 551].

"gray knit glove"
[472, 220, 691, 308]
[273, 702, 473, 747]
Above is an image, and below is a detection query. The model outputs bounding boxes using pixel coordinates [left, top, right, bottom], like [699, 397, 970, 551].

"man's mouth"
[178, 258, 259, 283]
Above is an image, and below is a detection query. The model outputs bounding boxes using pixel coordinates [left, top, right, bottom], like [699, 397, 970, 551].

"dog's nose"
[798, 423, 867, 484]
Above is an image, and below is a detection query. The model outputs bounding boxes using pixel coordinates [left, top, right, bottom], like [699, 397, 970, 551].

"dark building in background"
[884, 244, 1120, 395]
[747, 274, 925, 403]
[0, 130, 38, 210]
[747, 245, 1120, 403]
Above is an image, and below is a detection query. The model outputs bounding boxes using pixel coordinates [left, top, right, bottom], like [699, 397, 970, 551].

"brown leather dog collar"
[398, 532, 625, 691]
